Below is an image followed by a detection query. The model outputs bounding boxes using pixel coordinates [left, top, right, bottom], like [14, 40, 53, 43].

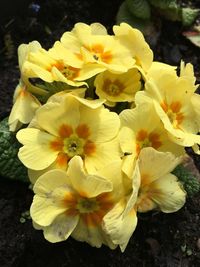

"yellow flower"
[103, 163, 140, 252]
[136, 148, 186, 213]
[113, 23, 153, 72]
[60, 22, 135, 74]
[23, 47, 88, 87]
[16, 94, 121, 180]
[103, 148, 186, 251]
[94, 68, 141, 105]
[8, 83, 41, 131]
[18, 41, 47, 96]
[119, 104, 184, 177]
[135, 62, 200, 151]
[8, 41, 46, 131]
[30, 156, 125, 248]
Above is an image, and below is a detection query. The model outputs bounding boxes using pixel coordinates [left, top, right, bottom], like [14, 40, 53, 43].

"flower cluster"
[9, 22, 200, 251]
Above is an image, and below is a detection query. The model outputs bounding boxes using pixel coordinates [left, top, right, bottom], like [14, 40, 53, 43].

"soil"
[0, 0, 200, 266]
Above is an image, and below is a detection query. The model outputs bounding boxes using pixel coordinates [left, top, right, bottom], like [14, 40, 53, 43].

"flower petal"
[9, 86, 41, 131]
[96, 160, 125, 200]
[72, 218, 116, 249]
[138, 147, 181, 186]
[36, 95, 80, 136]
[30, 195, 66, 226]
[33, 169, 70, 195]
[43, 213, 79, 243]
[150, 173, 186, 213]
[103, 200, 137, 252]
[67, 156, 113, 197]
[17, 128, 58, 170]
[79, 106, 120, 143]
[85, 138, 121, 173]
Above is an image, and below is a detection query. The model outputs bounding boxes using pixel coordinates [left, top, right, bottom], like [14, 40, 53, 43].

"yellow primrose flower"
[103, 163, 140, 252]
[136, 148, 186, 212]
[18, 41, 47, 96]
[119, 104, 184, 177]
[94, 68, 141, 105]
[8, 41, 46, 131]
[8, 83, 41, 131]
[30, 156, 125, 248]
[135, 64, 200, 151]
[60, 22, 135, 74]
[113, 22, 153, 73]
[103, 148, 186, 251]
[23, 47, 88, 87]
[16, 94, 121, 179]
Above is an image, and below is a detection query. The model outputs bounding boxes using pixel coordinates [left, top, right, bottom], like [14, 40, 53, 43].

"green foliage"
[125, 0, 151, 20]
[0, 117, 29, 183]
[35, 81, 74, 103]
[116, 0, 199, 35]
[182, 8, 200, 27]
[173, 164, 200, 197]
[116, 2, 150, 32]
[149, 0, 176, 9]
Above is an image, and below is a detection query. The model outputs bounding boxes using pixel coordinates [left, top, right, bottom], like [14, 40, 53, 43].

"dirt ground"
[0, 0, 200, 266]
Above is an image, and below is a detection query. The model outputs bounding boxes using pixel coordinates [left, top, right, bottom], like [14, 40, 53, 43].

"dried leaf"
[183, 29, 200, 48]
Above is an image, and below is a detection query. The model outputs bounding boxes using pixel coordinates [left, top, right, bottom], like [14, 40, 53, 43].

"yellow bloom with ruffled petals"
[30, 156, 125, 248]
[8, 41, 45, 131]
[94, 68, 141, 105]
[60, 22, 135, 74]
[135, 62, 200, 151]
[8, 83, 41, 131]
[119, 104, 184, 177]
[23, 47, 88, 87]
[16, 94, 121, 182]
[103, 148, 186, 251]
[113, 23, 153, 73]
[136, 148, 186, 212]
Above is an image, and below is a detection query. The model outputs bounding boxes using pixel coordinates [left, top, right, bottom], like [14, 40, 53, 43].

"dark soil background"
[0, 1, 200, 266]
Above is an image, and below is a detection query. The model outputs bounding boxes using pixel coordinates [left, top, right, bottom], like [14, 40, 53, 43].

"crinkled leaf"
[125, 0, 151, 20]
[149, 0, 176, 9]
[182, 8, 199, 27]
[172, 164, 200, 197]
[116, 2, 151, 33]
[0, 117, 29, 183]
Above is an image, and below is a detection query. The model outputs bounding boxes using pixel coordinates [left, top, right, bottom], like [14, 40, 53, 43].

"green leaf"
[116, 2, 150, 32]
[172, 164, 200, 197]
[35, 81, 74, 103]
[149, 0, 176, 9]
[0, 117, 29, 183]
[150, 0, 182, 21]
[125, 0, 151, 20]
[182, 8, 199, 26]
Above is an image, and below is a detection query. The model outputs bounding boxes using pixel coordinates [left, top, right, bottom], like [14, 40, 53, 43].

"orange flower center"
[160, 101, 184, 128]
[85, 44, 113, 64]
[61, 66, 80, 80]
[102, 79, 124, 96]
[63, 192, 113, 227]
[136, 129, 162, 155]
[50, 124, 96, 167]
[48, 61, 80, 81]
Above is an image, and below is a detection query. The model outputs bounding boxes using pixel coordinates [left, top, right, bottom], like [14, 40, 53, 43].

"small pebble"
[20, 217, 26, 223]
